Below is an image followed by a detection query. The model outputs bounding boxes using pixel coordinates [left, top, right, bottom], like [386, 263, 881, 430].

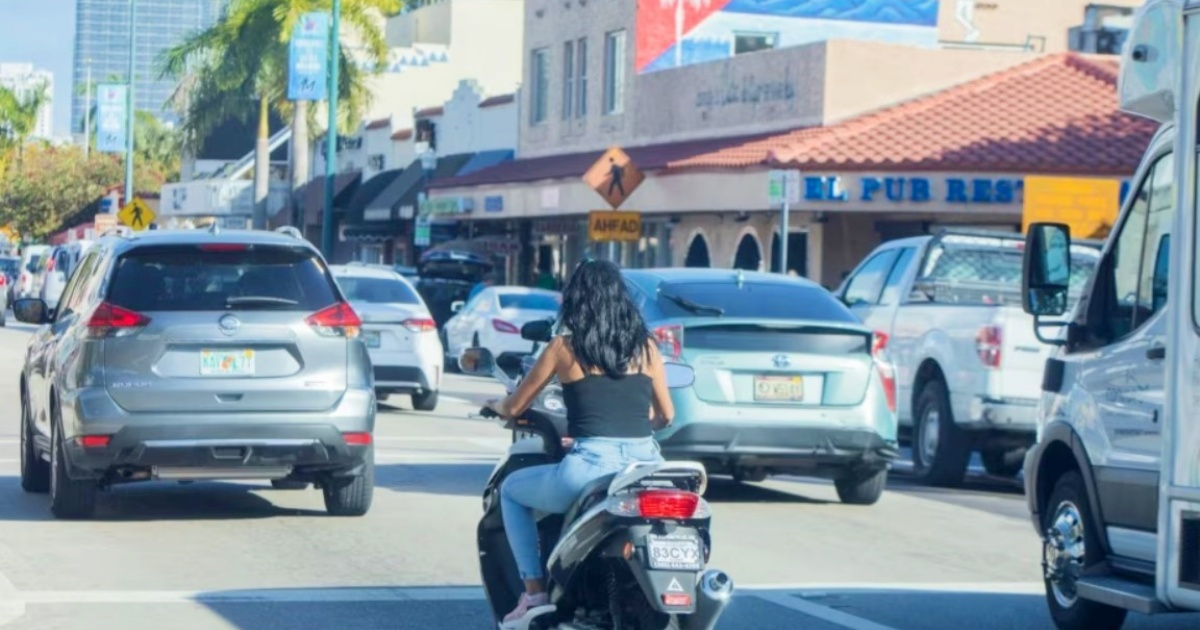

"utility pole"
[123, 0, 136, 206]
[83, 59, 92, 159]
[321, 0, 341, 258]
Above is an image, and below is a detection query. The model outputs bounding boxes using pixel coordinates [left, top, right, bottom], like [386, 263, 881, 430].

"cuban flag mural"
[636, 0, 941, 74]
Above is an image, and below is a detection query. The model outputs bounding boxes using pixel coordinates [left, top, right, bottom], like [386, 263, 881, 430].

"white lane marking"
[754, 591, 899, 630]
[739, 582, 1046, 595]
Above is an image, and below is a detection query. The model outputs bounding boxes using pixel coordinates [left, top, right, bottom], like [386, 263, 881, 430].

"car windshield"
[655, 280, 859, 322]
[338, 276, 422, 304]
[106, 245, 337, 312]
[498, 292, 560, 311]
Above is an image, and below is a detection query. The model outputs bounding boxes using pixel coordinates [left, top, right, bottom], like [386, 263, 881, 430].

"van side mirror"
[451, 300, 465, 313]
[520, 319, 553, 342]
[1022, 223, 1071, 317]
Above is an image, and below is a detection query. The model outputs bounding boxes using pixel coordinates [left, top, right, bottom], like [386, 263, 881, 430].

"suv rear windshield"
[498, 293, 560, 311]
[0, 257, 17, 276]
[106, 245, 337, 312]
[655, 281, 858, 322]
[337, 276, 421, 304]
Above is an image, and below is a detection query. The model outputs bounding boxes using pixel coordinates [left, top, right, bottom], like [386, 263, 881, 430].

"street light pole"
[321, 0, 342, 257]
[123, 0, 136, 206]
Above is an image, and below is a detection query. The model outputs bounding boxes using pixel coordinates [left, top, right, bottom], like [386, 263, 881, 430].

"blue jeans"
[500, 436, 662, 581]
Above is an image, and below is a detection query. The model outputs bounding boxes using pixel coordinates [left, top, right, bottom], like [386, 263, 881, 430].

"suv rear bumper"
[658, 424, 899, 477]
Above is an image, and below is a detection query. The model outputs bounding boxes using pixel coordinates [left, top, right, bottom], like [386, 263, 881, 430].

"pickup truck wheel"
[834, 469, 887, 505]
[322, 448, 374, 516]
[913, 380, 971, 487]
[19, 389, 49, 494]
[49, 418, 98, 520]
[1043, 471, 1128, 630]
[411, 389, 438, 411]
[982, 447, 1025, 478]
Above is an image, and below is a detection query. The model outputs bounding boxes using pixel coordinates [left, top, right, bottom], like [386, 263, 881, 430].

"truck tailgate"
[987, 307, 1047, 404]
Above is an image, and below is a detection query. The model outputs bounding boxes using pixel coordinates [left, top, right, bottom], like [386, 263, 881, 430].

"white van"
[39, 240, 94, 311]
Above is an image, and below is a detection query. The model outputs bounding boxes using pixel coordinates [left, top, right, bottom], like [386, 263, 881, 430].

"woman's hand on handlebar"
[483, 398, 508, 419]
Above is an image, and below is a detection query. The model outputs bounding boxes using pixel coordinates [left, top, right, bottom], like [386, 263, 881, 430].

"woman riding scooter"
[484, 259, 675, 629]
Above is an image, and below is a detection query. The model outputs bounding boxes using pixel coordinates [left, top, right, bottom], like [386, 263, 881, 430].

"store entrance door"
[771, 231, 808, 276]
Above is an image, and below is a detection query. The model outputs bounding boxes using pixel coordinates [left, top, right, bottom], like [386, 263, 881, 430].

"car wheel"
[412, 389, 438, 412]
[982, 447, 1025, 478]
[1042, 471, 1128, 630]
[834, 468, 887, 505]
[731, 467, 767, 483]
[912, 379, 971, 487]
[19, 387, 49, 494]
[322, 447, 374, 516]
[271, 480, 309, 490]
[49, 411, 98, 520]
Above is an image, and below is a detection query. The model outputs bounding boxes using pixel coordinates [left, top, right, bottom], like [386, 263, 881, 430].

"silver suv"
[11, 228, 376, 519]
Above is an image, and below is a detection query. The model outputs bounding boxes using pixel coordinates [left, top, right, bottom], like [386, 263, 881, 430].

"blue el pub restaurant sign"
[800, 175, 1024, 205]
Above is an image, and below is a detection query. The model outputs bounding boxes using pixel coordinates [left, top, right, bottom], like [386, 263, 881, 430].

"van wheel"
[322, 448, 374, 516]
[1043, 471, 1128, 630]
[49, 414, 98, 520]
[834, 468, 887, 505]
[411, 390, 438, 412]
[20, 388, 49, 493]
[982, 447, 1025, 478]
[912, 380, 971, 487]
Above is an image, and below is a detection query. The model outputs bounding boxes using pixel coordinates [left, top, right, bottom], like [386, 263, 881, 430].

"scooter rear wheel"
[608, 565, 680, 630]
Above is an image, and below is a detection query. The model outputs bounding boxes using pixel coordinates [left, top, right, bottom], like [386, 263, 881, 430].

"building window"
[562, 40, 574, 120]
[576, 37, 588, 118]
[603, 30, 626, 115]
[530, 47, 549, 125]
[734, 32, 778, 55]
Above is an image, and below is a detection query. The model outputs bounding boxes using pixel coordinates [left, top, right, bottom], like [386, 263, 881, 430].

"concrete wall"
[362, 123, 395, 179]
[936, 0, 1139, 50]
[437, 80, 519, 155]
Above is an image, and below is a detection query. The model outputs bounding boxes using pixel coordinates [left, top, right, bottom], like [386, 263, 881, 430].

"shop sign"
[420, 197, 474, 216]
[414, 215, 432, 246]
[484, 196, 504, 213]
[799, 175, 1024, 205]
[534, 219, 579, 236]
[588, 210, 642, 242]
[1023, 176, 1125, 240]
[364, 208, 390, 221]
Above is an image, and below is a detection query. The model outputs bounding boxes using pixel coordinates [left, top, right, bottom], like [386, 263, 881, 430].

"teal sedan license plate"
[753, 375, 804, 401]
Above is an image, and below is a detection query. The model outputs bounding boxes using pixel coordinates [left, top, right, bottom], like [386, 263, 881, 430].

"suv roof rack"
[274, 226, 304, 240]
[101, 226, 135, 239]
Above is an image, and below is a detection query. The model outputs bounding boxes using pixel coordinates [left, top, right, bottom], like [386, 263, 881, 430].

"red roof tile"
[365, 117, 390, 130]
[670, 53, 1159, 176]
[480, 94, 515, 108]
[391, 128, 413, 140]
[415, 106, 444, 118]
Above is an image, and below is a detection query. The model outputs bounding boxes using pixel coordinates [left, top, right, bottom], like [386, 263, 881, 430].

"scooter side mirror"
[458, 346, 497, 376]
[664, 362, 695, 389]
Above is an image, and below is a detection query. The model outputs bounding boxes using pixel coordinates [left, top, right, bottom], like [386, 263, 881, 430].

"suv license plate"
[363, 331, 381, 348]
[646, 535, 702, 571]
[200, 349, 256, 376]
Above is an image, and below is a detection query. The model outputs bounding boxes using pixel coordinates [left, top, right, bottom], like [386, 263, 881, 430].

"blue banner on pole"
[288, 12, 329, 101]
[95, 84, 127, 153]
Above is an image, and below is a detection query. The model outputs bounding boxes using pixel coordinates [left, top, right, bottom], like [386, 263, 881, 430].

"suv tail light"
[306, 302, 361, 338]
[976, 325, 1002, 368]
[87, 302, 150, 338]
[873, 331, 897, 413]
[653, 325, 683, 360]
[402, 318, 436, 333]
[492, 319, 519, 334]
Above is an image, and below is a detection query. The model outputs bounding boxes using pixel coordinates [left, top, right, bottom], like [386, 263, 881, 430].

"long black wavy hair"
[559, 259, 652, 378]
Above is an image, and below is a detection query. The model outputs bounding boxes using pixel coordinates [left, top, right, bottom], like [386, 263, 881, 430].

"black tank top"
[561, 373, 654, 439]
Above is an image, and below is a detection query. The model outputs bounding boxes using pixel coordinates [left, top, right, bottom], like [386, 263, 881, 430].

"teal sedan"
[621, 268, 899, 505]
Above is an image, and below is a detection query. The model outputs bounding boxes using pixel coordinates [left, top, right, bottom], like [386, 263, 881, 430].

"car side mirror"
[1022, 222, 1072, 318]
[458, 346, 496, 376]
[12, 298, 50, 324]
[520, 319, 553, 343]
[664, 363, 695, 389]
[451, 300, 465, 313]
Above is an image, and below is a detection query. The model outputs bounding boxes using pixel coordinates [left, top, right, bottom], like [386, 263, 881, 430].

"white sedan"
[443, 286, 560, 367]
[330, 265, 444, 411]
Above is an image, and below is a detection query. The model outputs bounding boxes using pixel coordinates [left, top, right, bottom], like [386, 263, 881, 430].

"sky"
[0, 1, 76, 137]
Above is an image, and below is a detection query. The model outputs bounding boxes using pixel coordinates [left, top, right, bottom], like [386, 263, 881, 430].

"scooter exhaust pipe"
[680, 569, 734, 630]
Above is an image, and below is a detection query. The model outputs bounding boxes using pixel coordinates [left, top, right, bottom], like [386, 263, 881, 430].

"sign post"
[768, 169, 800, 274]
[582, 146, 645, 262]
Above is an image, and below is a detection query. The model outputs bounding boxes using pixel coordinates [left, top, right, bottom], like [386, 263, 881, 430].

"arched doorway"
[770, 230, 809, 276]
[732, 233, 762, 271]
[684, 233, 711, 267]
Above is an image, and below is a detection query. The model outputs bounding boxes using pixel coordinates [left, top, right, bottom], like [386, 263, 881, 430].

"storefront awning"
[364, 162, 426, 220]
[343, 168, 406, 223]
[301, 172, 361, 223]
[343, 221, 407, 243]
[456, 150, 514, 176]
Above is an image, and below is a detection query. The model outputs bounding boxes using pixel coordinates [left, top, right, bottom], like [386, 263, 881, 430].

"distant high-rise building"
[71, 0, 226, 134]
[0, 63, 54, 139]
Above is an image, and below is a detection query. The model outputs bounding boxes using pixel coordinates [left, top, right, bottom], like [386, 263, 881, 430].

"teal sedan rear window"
[656, 281, 858, 322]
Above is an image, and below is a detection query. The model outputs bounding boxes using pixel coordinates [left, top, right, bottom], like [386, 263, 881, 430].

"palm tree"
[160, 0, 400, 229]
[0, 81, 49, 165]
[661, 0, 712, 68]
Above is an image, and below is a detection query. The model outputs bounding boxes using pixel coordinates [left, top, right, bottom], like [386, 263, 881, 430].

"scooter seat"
[562, 473, 617, 528]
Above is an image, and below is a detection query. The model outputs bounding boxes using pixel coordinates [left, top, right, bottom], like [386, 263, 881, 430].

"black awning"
[343, 168, 406, 223]
[343, 221, 407, 242]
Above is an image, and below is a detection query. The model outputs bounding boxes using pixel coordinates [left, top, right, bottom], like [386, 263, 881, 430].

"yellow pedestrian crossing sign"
[118, 199, 155, 231]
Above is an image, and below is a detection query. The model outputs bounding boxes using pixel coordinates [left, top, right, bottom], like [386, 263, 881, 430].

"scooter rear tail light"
[662, 594, 692, 607]
[637, 490, 700, 519]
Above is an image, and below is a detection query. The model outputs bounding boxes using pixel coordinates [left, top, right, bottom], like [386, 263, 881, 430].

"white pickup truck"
[835, 230, 1100, 486]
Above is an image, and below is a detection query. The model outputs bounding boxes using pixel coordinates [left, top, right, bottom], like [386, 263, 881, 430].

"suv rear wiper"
[225, 296, 299, 307]
[659, 292, 724, 316]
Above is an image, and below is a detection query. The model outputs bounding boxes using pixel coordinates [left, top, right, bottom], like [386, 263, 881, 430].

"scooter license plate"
[646, 535, 702, 571]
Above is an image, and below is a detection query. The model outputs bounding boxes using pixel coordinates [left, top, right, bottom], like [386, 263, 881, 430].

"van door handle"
[1147, 346, 1166, 360]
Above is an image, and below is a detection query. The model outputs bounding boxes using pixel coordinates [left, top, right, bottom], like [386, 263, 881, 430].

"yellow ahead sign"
[588, 210, 642, 242]
[118, 199, 155, 231]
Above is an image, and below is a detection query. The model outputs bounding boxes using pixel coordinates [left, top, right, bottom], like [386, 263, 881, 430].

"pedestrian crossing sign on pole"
[118, 199, 155, 231]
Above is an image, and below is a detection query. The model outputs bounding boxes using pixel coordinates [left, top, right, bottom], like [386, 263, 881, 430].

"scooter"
[459, 347, 734, 630]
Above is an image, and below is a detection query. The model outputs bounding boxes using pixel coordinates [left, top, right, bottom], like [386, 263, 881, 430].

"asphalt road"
[0, 317, 1196, 629]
